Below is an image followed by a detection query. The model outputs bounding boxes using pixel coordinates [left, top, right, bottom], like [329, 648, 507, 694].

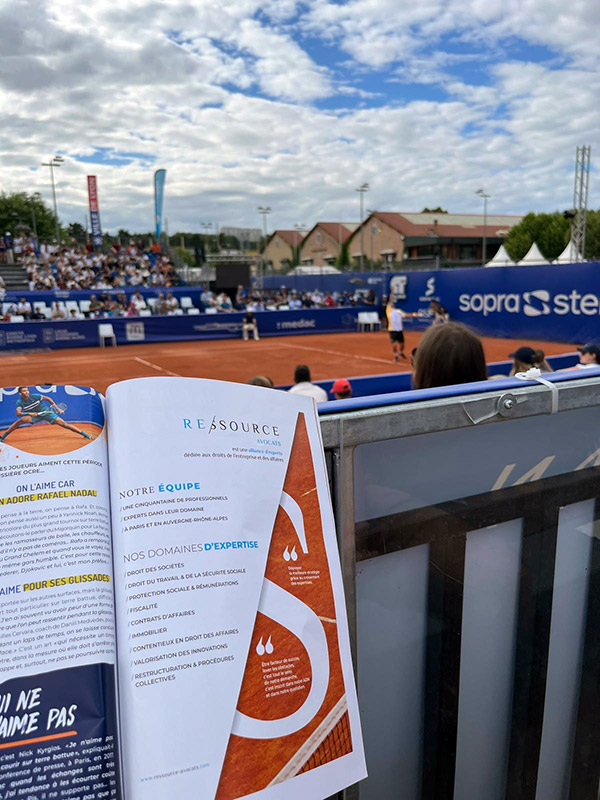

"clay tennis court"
[0, 330, 577, 396]
[0, 423, 103, 455]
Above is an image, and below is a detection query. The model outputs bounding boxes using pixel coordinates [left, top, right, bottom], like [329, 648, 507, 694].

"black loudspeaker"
[215, 263, 251, 289]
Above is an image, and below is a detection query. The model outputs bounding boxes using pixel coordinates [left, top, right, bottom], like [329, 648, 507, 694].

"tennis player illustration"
[0, 386, 92, 442]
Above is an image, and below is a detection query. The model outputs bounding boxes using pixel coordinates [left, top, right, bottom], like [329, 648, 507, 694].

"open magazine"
[0, 378, 366, 800]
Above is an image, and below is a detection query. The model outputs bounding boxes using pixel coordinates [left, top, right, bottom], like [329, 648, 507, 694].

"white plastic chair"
[357, 311, 381, 332]
[174, 308, 184, 315]
[180, 296, 193, 309]
[10, 315, 24, 323]
[139, 309, 152, 317]
[65, 300, 80, 314]
[79, 300, 91, 314]
[205, 307, 218, 315]
[98, 323, 117, 347]
[187, 308, 200, 315]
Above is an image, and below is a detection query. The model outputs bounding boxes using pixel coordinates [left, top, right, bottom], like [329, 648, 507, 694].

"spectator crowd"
[24, 239, 181, 291]
[224, 285, 376, 311]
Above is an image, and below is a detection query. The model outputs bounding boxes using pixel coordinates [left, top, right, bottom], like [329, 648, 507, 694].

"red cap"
[332, 378, 351, 395]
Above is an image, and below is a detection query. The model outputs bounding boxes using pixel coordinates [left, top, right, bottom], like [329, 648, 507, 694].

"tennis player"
[386, 300, 407, 362]
[0, 387, 92, 442]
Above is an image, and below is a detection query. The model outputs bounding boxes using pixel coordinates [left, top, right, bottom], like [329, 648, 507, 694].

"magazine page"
[0, 384, 122, 800]
[106, 377, 365, 800]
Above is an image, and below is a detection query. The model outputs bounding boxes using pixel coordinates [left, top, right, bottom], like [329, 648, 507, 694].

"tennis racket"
[37, 403, 67, 419]
[267, 695, 351, 785]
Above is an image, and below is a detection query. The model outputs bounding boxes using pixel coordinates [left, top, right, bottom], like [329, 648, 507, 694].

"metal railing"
[321, 373, 600, 800]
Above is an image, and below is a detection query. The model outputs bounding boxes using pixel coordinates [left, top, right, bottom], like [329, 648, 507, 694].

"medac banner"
[154, 168, 167, 238]
[87, 175, 103, 248]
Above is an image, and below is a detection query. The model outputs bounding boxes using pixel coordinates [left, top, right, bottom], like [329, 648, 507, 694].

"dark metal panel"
[505, 502, 559, 800]
[569, 505, 600, 800]
[422, 534, 466, 800]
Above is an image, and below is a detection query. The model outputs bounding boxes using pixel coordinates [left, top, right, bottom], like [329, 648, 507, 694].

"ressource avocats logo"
[458, 288, 600, 318]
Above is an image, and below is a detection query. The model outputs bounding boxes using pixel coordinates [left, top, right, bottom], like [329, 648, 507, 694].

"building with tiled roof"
[261, 230, 307, 272]
[348, 212, 524, 268]
[299, 222, 359, 267]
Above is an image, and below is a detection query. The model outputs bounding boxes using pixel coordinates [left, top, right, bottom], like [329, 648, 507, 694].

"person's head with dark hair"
[413, 322, 487, 389]
[508, 346, 552, 375]
[294, 364, 311, 384]
[247, 375, 274, 388]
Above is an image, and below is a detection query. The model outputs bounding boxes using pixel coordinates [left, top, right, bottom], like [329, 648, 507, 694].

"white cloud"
[0, 0, 597, 235]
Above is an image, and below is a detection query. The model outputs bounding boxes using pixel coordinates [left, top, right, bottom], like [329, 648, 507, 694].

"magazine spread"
[0, 378, 366, 800]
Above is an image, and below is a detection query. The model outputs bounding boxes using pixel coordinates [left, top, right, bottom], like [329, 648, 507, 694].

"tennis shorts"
[389, 331, 404, 343]
[32, 410, 58, 424]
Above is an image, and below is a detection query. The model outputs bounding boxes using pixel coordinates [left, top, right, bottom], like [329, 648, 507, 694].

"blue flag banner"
[87, 176, 103, 248]
[154, 168, 166, 238]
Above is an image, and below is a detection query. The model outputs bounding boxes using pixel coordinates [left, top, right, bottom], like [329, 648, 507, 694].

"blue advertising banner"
[87, 175, 103, 248]
[0, 307, 366, 351]
[154, 169, 166, 238]
[385, 261, 600, 343]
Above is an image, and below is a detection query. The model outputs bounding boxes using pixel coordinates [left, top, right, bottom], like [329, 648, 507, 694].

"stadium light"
[294, 224, 305, 266]
[475, 188, 490, 266]
[41, 155, 64, 243]
[356, 183, 369, 271]
[257, 206, 271, 289]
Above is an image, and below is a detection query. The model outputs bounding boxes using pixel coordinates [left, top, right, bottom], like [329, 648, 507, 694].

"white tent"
[554, 239, 582, 264]
[484, 244, 516, 267]
[517, 242, 549, 266]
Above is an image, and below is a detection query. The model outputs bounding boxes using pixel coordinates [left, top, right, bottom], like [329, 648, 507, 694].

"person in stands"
[509, 346, 552, 375]
[413, 322, 487, 389]
[247, 376, 274, 388]
[287, 365, 328, 402]
[331, 378, 352, 400]
[575, 344, 600, 369]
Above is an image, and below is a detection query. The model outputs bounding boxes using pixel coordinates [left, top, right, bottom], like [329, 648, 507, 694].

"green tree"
[504, 212, 570, 261]
[174, 246, 194, 267]
[67, 222, 87, 243]
[0, 191, 58, 241]
[421, 207, 448, 213]
[584, 210, 600, 260]
[335, 240, 350, 269]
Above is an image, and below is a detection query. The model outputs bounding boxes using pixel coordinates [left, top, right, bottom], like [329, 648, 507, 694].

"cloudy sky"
[1, 0, 599, 234]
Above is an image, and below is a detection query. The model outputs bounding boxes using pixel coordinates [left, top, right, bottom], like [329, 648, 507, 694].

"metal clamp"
[463, 392, 525, 425]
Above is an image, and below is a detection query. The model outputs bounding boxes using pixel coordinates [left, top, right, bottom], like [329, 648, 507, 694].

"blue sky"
[1, 0, 598, 232]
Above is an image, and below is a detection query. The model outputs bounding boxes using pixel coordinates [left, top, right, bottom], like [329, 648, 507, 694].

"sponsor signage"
[87, 175, 103, 248]
[386, 261, 600, 343]
[0, 308, 366, 351]
[154, 169, 166, 238]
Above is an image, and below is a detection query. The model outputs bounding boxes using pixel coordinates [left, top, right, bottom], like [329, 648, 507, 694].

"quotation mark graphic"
[283, 546, 298, 562]
[256, 636, 274, 656]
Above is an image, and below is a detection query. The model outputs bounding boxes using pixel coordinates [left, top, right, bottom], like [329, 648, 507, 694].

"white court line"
[277, 341, 395, 366]
[134, 356, 181, 377]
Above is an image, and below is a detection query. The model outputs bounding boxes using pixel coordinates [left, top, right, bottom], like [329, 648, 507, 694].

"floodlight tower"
[356, 183, 369, 271]
[475, 188, 490, 266]
[41, 155, 64, 243]
[572, 145, 591, 261]
[257, 206, 271, 288]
